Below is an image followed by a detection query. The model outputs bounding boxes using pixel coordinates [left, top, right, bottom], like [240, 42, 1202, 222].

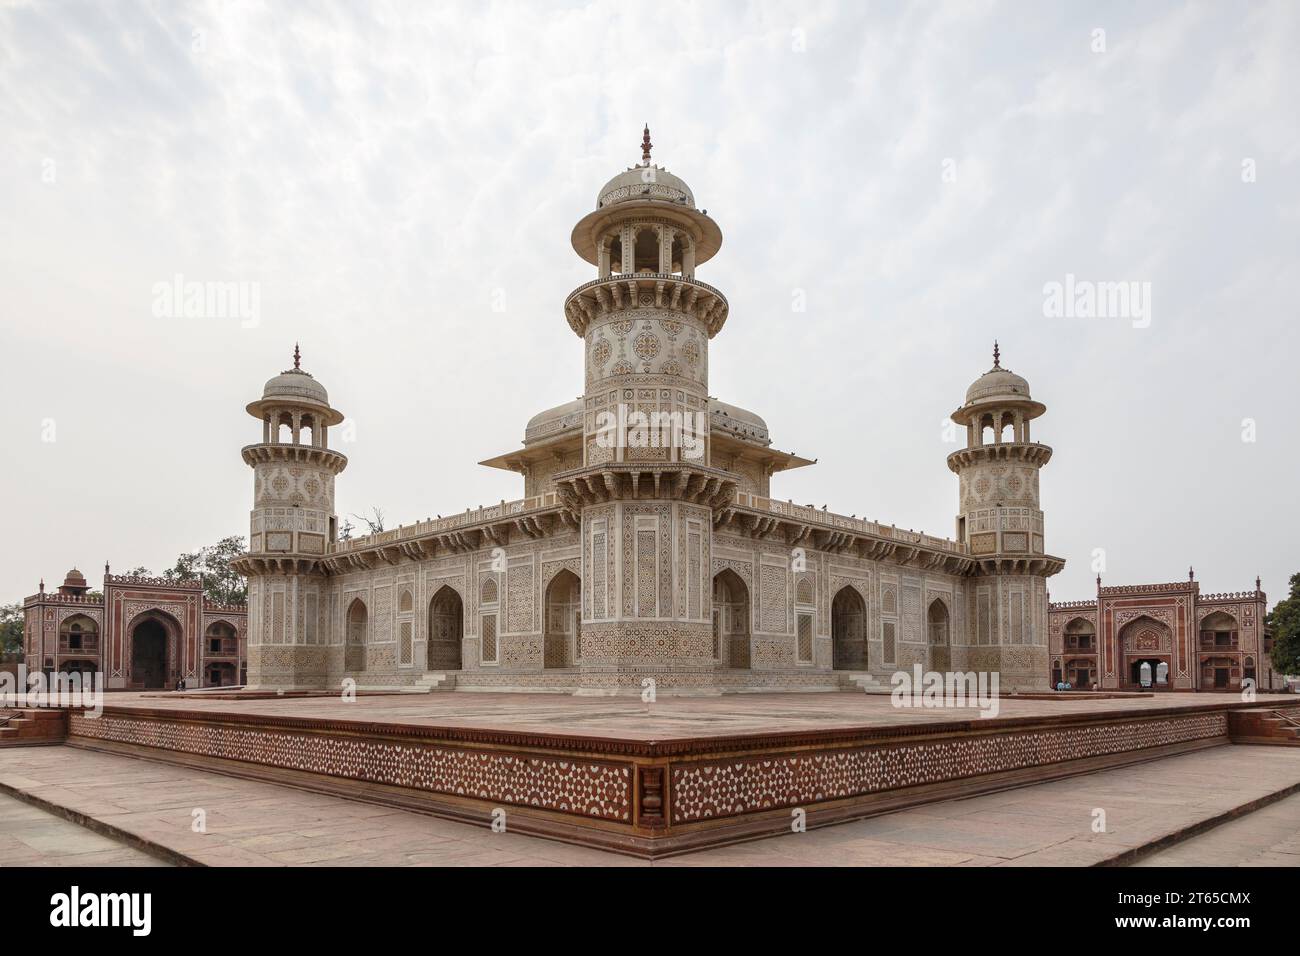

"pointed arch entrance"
[427, 585, 463, 670]
[927, 598, 950, 671]
[712, 569, 750, 669]
[544, 570, 581, 668]
[345, 598, 367, 672]
[1118, 615, 1173, 690]
[127, 612, 178, 689]
[831, 586, 867, 670]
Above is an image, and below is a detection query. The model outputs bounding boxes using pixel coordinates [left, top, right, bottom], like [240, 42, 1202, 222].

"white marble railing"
[23, 592, 104, 606]
[331, 492, 563, 554]
[732, 493, 965, 554]
[329, 490, 964, 557]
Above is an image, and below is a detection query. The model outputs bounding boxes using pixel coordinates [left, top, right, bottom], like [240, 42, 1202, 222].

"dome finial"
[992, 340, 1001, 369]
[293, 342, 301, 370]
[641, 124, 652, 164]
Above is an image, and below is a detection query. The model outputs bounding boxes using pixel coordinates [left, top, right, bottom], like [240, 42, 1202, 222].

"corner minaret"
[947, 343, 1062, 689]
[233, 346, 347, 689]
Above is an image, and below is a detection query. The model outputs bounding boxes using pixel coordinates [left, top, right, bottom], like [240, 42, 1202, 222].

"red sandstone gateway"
[22, 569, 246, 691]
[1048, 575, 1277, 693]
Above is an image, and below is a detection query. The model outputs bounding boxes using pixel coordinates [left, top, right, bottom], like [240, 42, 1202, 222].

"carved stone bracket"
[553, 464, 738, 507]
[713, 505, 983, 577]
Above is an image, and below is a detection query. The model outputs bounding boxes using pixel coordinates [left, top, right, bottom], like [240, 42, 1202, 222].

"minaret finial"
[641, 124, 652, 164]
[293, 342, 301, 370]
[1189, 565, 1195, 582]
[992, 340, 1001, 369]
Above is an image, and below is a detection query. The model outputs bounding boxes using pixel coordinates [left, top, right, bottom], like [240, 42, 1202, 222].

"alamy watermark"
[593, 404, 706, 460]
[151, 273, 260, 328]
[50, 887, 150, 936]
[1043, 273, 1151, 329]
[890, 665, 1000, 718]
[1, 664, 103, 716]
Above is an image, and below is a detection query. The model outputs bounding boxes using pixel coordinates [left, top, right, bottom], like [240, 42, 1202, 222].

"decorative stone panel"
[70, 713, 631, 822]
[670, 712, 1227, 823]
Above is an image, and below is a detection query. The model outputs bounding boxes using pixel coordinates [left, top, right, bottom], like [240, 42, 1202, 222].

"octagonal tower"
[233, 346, 348, 689]
[558, 128, 738, 692]
[947, 343, 1062, 689]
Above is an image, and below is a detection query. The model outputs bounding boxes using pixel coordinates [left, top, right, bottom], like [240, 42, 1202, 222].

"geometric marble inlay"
[670, 713, 1227, 823]
[70, 714, 631, 822]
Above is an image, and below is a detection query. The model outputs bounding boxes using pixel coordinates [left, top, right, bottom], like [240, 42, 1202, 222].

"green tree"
[163, 536, 248, 605]
[0, 602, 23, 658]
[1267, 572, 1300, 677]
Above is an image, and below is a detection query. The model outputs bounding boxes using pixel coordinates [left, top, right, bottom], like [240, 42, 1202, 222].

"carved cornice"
[946, 442, 1053, 473]
[230, 555, 329, 578]
[241, 443, 349, 475]
[714, 505, 979, 576]
[553, 464, 737, 508]
[551, 463, 743, 509]
[308, 507, 577, 577]
[971, 556, 1066, 577]
[565, 274, 728, 339]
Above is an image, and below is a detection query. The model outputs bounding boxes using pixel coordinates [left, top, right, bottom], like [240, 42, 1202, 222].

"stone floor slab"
[2, 743, 1299, 867]
[1135, 789, 1300, 866]
[28, 689, 1295, 742]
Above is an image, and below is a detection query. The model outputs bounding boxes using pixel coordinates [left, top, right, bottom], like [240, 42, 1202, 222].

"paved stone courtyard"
[77, 689, 1295, 739]
[2, 743, 1299, 866]
[0, 791, 164, 866]
[1135, 790, 1300, 867]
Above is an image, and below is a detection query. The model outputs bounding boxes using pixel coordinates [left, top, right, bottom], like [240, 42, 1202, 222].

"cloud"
[0, 0, 1295, 601]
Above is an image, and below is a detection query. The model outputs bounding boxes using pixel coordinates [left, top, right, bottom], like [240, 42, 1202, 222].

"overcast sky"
[1, 0, 1296, 607]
